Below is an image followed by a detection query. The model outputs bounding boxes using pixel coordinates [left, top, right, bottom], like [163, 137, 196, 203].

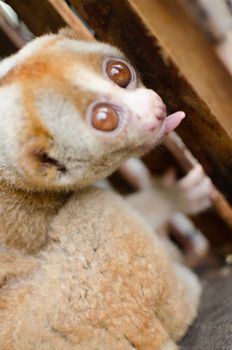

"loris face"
[0, 30, 185, 191]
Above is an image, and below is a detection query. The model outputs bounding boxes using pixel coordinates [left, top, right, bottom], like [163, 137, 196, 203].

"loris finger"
[177, 164, 205, 190]
[183, 176, 213, 202]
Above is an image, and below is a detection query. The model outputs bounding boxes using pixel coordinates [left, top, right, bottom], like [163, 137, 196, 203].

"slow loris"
[0, 29, 201, 350]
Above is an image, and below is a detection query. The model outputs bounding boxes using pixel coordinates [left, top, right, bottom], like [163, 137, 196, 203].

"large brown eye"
[91, 103, 119, 132]
[106, 59, 132, 88]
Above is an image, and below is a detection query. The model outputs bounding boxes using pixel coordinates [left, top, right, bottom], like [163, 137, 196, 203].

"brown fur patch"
[1, 47, 104, 119]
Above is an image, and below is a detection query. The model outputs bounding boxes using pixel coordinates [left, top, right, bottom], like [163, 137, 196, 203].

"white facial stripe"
[71, 65, 114, 95]
[0, 35, 56, 79]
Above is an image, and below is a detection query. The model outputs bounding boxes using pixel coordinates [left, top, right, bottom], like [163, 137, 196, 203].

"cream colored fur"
[0, 30, 201, 349]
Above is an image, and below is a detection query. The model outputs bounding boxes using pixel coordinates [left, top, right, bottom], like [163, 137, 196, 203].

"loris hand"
[124, 159, 213, 230]
[172, 164, 213, 215]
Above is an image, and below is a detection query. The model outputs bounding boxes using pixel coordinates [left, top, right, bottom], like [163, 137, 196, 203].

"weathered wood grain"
[68, 0, 232, 205]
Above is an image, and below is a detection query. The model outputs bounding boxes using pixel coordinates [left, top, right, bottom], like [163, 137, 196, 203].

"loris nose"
[120, 88, 166, 123]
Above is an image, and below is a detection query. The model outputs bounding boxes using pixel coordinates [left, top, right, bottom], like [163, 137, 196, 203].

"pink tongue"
[165, 111, 185, 133]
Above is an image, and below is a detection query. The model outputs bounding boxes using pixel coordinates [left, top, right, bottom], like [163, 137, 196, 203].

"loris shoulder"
[0, 29, 199, 350]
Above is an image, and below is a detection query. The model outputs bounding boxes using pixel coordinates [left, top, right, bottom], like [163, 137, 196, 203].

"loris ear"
[19, 136, 66, 187]
[58, 26, 94, 41]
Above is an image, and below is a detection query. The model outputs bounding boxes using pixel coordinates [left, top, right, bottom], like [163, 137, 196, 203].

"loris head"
[0, 29, 185, 191]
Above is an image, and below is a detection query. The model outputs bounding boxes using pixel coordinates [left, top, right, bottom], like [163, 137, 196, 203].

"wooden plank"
[217, 31, 232, 75]
[5, 0, 65, 36]
[68, 0, 232, 206]
[178, 0, 232, 76]
[179, 0, 232, 40]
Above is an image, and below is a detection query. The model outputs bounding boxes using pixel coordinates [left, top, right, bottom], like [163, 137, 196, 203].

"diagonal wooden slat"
[67, 0, 232, 207]
[47, 0, 93, 40]
[0, 11, 27, 49]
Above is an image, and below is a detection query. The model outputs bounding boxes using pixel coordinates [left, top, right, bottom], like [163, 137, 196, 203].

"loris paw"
[175, 164, 213, 215]
[169, 213, 209, 267]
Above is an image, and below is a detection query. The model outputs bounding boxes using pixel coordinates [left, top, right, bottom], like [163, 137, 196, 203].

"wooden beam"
[5, 0, 65, 36]
[178, 0, 232, 41]
[217, 31, 232, 75]
[68, 0, 232, 205]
